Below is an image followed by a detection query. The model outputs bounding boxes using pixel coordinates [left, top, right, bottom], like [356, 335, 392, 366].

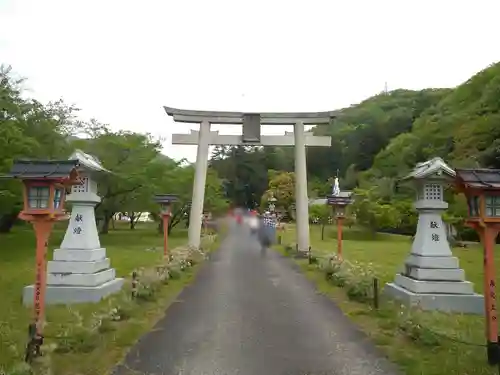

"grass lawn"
[278, 223, 497, 375]
[0, 221, 211, 375]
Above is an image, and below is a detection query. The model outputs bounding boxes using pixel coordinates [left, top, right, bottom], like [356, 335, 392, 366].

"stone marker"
[384, 157, 484, 314]
[23, 150, 124, 305]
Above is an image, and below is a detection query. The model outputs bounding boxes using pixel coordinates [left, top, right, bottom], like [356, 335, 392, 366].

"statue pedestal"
[384, 200, 484, 315]
[23, 197, 123, 305]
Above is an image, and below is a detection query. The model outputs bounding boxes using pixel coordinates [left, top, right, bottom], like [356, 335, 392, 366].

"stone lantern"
[36, 150, 124, 305]
[384, 157, 483, 314]
[154, 194, 178, 259]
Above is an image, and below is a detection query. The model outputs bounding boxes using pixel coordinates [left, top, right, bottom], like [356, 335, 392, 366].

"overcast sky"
[1, 0, 499, 163]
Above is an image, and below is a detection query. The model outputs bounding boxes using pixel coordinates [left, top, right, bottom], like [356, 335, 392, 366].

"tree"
[261, 170, 295, 214]
[309, 204, 331, 240]
[351, 188, 400, 236]
[0, 66, 78, 233]
[72, 127, 164, 233]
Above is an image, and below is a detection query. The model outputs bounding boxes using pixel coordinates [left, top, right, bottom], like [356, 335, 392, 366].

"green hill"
[364, 62, 500, 180]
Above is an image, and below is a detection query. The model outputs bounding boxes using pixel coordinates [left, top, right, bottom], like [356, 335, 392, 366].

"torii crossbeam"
[164, 106, 336, 253]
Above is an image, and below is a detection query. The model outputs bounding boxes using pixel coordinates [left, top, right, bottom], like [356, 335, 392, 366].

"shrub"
[322, 257, 375, 303]
[54, 329, 100, 354]
[396, 304, 440, 347]
[110, 305, 132, 321]
[135, 283, 160, 302]
[3, 362, 34, 375]
[168, 268, 181, 280]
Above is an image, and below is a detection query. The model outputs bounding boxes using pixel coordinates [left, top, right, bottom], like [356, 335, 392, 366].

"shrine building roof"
[5, 159, 80, 179]
[455, 169, 500, 189]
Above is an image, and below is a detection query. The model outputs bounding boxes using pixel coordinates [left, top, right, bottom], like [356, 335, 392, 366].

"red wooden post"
[455, 168, 500, 366]
[327, 189, 352, 260]
[153, 194, 178, 261]
[337, 216, 344, 259]
[474, 224, 500, 359]
[32, 220, 53, 335]
[162, 210, 170, 259]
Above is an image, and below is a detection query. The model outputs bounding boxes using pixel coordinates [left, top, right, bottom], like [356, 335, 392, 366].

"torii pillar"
[164, 107, 335, 253]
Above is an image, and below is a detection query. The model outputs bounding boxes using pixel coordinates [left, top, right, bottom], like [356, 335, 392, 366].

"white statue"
[332, 177, 340, 196]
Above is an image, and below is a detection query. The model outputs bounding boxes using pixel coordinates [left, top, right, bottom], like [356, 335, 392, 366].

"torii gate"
[164, 107, 334, 254]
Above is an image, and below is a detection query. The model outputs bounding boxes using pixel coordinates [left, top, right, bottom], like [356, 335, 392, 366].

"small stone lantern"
[3, 159, 81, 358]
[327, 177, 353, 258]
[384, 157, 483, 314]
[154, 194, 178, 259]
[455, 168, 500, 365]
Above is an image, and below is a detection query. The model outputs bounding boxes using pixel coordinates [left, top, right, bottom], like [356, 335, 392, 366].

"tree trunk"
[321, 223, 325, 240]
[0, 211, 19, 233]
[129, 213, 136, 230]
[100, 211, 114, 234]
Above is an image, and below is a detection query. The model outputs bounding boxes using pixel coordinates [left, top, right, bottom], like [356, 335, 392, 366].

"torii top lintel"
[163, 106, 337, 125]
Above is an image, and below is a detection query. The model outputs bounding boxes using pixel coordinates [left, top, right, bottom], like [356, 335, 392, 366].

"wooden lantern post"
[154, 194, 178, 260]
[327, 175, 352, 259]
[327, 194, 352, 259]
[455, 168, 500, 366]
[3, 159, 80, 361]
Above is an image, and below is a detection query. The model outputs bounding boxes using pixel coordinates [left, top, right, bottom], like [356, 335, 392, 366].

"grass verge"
[276, 224, 496, 375]
[1, 222, 218, 375]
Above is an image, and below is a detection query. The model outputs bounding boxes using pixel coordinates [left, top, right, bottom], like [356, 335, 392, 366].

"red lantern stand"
[3, 160, 81, 362]
[327, 194, 352, 260]
[154, 194, 178, 260]
[455, 168, 500, 367]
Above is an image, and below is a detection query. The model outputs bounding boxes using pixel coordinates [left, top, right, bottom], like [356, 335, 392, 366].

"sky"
[1, 0, 499, 163]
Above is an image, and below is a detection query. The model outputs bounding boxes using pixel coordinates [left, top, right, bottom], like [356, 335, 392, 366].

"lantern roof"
[5, 159, 80, 179]
[333, 191, 353, 199]
[402, 157, 455, 181]
[154, 194, 179, 204]
[455, 168, 500, 189]
[69, 149, 110, 173]
[327, 193, 353, 206]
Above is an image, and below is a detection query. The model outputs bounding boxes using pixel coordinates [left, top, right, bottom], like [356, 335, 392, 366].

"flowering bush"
[322, 255, 376, 304]
[309, 251, 444, 349]
[395, 303, 440, 347]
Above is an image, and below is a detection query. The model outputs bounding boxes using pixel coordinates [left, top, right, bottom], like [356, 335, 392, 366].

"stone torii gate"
[164, 107, 334, 253]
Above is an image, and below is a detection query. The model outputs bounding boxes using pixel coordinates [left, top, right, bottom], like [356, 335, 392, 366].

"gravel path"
[113, 224, 401, 375]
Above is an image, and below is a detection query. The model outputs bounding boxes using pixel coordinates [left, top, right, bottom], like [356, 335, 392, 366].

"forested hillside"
[211, 62, 500, 239]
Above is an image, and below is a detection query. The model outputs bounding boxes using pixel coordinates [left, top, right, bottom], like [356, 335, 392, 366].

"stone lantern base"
[384, 255, 484, 315]
[22, 247, 124, 305]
